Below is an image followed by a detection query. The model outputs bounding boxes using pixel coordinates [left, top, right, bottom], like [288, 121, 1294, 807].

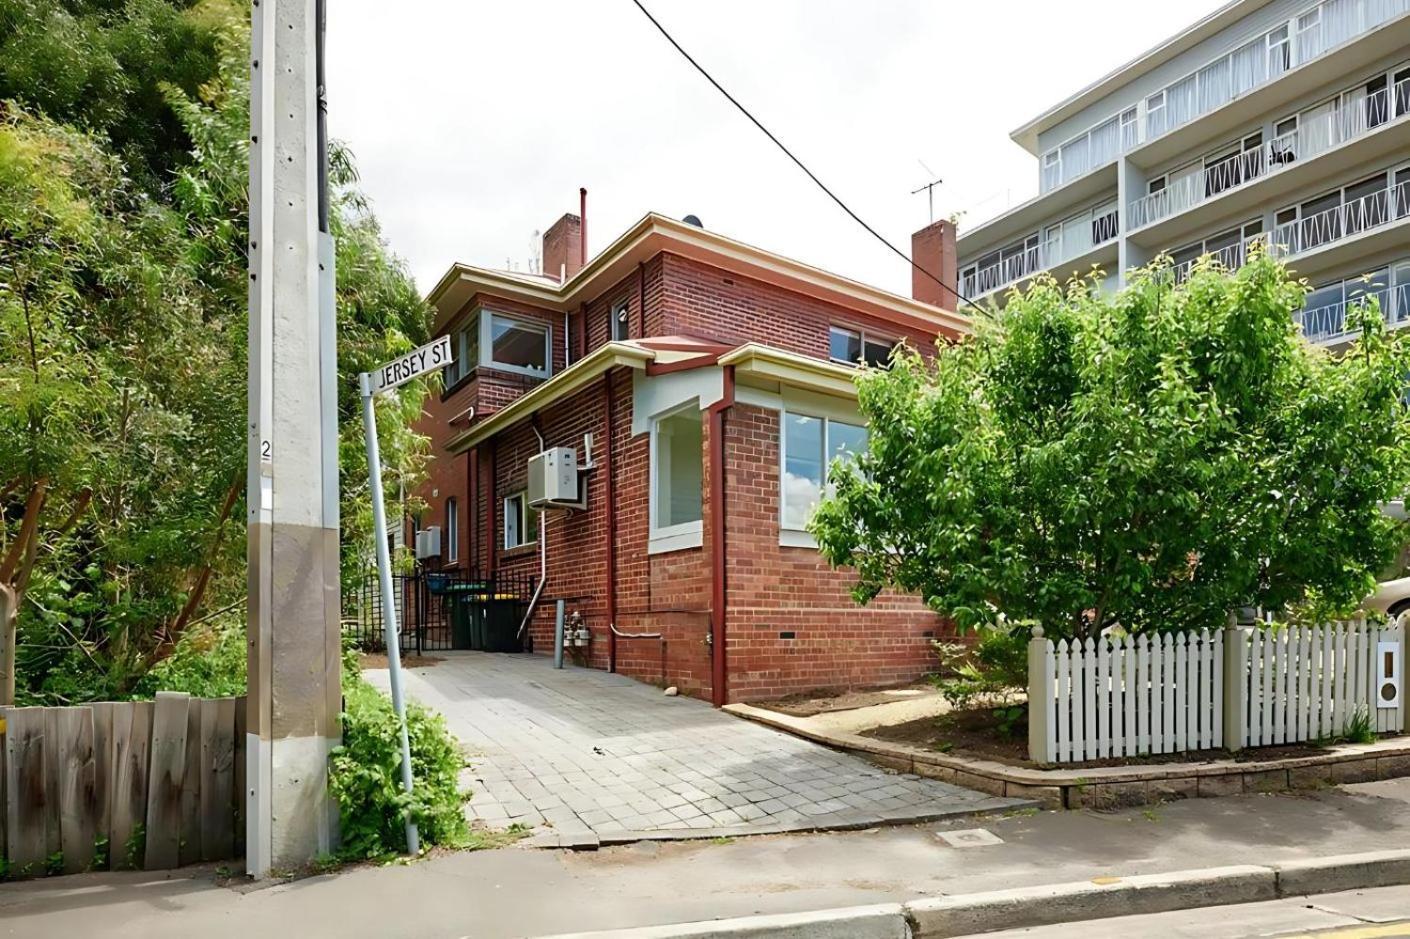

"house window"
[780, 413, 868, 531]
[829, 325, 897, 368]
[482, 312, 551, 378]
[610, 299, 630, 342]
[445, 497, 458, 562]
[503, 491, 538, 549]
[649, 405, 703, 552]
[442, 318, 479, 387]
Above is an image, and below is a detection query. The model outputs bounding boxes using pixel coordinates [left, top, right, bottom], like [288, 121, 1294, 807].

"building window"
[503, 491, 538, 549]
[611, 299, 630, 342]
[482, 312, 551, 378]
[829, 325, 897, 368]
[649, 405, 703, 552]
[442, 318, 479, 388]
[444, 497, 459, 562]
[780, 413, 868, 531]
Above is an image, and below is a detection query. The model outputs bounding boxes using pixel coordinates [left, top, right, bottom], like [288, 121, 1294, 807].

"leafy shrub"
[329, 654, 471, 860]
[131, 617, 247, 699]
[930, 625, 1027, 710]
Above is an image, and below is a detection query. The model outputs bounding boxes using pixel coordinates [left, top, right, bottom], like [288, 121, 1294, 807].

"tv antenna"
[911, 160, 943, 223]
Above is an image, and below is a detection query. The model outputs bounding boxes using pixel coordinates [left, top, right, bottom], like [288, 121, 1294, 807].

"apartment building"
[407, 207, 966, 704]
[957, 0, 1410, 346]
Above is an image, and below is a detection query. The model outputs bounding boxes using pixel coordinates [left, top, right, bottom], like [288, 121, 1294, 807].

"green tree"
[2, 8, 433, 703]
[0, 0, 232, 185]
[811, 256, 1410, 641]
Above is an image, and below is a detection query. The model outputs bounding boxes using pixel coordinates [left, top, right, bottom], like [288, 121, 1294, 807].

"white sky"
[327, 0, 1228, 298]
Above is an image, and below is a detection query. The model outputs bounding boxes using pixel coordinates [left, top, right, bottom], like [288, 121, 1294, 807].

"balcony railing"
[1296, 282, 1410, 342]
[1128, 78, 1410, 229]
[1269, 179, 1410, 257]
[961, 209, 1119, 298]
[1172, 237, 1260, 283]
[1039, 0, 1410, 194]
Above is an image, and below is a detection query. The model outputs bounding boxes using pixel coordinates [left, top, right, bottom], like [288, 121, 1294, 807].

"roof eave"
[443, 342, 655, 454]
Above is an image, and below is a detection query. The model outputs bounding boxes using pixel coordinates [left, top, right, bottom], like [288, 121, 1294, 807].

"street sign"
[365, 335, 452, 395]
[354, 335, 458, 857]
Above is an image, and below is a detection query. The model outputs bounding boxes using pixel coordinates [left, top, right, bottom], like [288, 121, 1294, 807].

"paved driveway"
[367, 652, 1024, 847]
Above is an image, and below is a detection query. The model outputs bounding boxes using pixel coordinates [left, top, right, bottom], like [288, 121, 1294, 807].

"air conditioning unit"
[528, 447, 584, 510]
[414, 526, 442, 559]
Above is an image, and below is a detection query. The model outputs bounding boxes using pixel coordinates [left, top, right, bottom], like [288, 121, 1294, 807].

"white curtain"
[1230, 39, 1265, 97]
[1199, 59, 1232, 112]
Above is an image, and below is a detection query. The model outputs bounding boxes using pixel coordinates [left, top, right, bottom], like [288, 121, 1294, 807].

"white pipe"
[517, 510, 547, 639]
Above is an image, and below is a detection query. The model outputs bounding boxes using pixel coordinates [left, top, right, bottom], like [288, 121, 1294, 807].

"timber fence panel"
[144, 692, 190, 871]
[5, 708, 46, 874]
[2, 695, 243, 879]
[53, 708, 96, 874]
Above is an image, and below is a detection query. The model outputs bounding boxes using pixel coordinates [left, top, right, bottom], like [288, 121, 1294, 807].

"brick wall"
[721, 404, 945, 702]
[654, 253, 947, 359]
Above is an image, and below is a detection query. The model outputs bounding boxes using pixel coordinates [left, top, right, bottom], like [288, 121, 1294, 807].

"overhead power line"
[626, 0, 983, 313]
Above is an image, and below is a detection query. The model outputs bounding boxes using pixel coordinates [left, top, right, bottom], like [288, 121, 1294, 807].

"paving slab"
[365, 652, 1023, 840]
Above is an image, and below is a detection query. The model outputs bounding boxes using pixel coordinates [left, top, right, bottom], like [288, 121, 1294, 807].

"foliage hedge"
[329, 654, 471, 860]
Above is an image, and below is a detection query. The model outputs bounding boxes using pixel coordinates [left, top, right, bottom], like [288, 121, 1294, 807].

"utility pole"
[246, 0, 341, 877]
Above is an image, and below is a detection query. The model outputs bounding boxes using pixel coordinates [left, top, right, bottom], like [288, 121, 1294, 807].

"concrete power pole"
[246, 0, 341, 877]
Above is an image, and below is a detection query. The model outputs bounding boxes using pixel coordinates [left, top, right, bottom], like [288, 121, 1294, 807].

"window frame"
[829, 324, 899, 368]
[502, 490, 539, 550]
[778, 409, 869, 540]
[481, 311, 553, 379]
[648, 403, 704, 554]
[441, 315, 479, 390]
[445, 497, 459, 562]
[610, 298, 630, 342]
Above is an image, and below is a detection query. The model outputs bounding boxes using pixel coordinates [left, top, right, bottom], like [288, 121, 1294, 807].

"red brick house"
[407, 204, 966, 705]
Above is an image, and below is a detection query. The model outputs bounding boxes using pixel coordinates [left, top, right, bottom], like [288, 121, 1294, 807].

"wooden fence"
[1028, 617, 1409, 764]
[1, 692, 245, 877]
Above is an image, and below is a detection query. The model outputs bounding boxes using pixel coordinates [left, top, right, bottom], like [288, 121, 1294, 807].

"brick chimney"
[542, 213, 583, 282]
[911, 219, 958, 310]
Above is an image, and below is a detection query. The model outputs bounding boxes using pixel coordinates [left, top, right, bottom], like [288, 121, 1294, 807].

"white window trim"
[481, 311, 553, 379]
[778, 410, 867, 547]
[503, 490, 537, 550]
[648, 403, 704, 555]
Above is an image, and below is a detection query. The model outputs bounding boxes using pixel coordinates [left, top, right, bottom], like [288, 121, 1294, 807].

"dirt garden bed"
[749, 682, 935, 717]
[863, 707, 1342, 770]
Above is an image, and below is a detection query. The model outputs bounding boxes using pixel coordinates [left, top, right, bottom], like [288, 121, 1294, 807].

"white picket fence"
[1028, 617, 1407, 764]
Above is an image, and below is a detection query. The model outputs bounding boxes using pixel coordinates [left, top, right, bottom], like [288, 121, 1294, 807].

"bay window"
[484, 312, 551, 378]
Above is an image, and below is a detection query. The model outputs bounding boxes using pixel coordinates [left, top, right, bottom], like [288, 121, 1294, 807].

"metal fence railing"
[341, 568, 537, 655]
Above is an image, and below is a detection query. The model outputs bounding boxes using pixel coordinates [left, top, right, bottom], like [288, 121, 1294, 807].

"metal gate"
[341, 568, 536, 654]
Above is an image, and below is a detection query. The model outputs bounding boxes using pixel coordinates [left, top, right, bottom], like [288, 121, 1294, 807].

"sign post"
[358, 333, 452, 856]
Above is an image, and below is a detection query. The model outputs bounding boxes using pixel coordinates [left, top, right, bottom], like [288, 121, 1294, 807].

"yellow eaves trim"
[444, 342, 654, 453]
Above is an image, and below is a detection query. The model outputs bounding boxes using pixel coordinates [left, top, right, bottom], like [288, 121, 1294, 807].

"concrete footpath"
[7, 779, 1410, 939]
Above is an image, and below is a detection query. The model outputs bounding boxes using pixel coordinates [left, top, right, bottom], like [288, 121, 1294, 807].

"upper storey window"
[441, 310, 553, 389]
[486, 313, 551, 378]
[610, 299, 630, 342]
[829, 325, 896, 368]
